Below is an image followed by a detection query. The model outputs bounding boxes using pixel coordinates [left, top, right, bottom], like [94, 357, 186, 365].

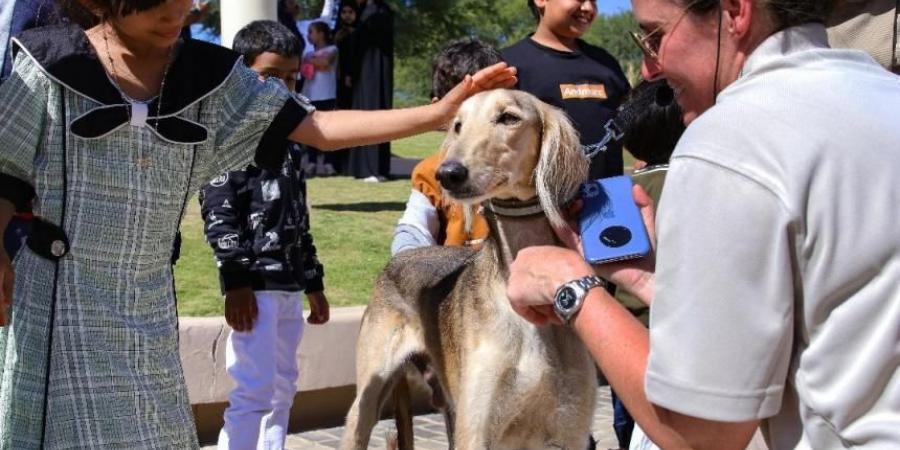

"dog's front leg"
[452, 349, 509, 450]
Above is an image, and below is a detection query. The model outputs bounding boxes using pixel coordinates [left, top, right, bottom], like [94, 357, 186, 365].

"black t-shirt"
[502, 37, 630, 179]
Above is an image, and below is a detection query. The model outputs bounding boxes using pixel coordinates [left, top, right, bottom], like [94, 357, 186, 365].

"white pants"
[217, 291, 305, 450]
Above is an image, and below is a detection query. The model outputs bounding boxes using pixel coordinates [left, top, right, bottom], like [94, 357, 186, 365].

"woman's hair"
[680, 0, 837, 30]
[60, 0, 168, 27]
[233, 20, 303, 66]
[308, 21, 334, 46]
[618, 80, 685, 165]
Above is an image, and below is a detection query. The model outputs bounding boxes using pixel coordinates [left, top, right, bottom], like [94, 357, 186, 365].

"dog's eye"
[496, 112, 521, 125]
[454, 121, 462, 134]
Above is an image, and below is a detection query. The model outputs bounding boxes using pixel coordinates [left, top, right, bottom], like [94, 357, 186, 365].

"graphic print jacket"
[200, 144, 324, 295]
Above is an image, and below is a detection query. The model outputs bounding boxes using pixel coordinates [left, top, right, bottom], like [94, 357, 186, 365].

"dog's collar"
[484, 197, 544, 218]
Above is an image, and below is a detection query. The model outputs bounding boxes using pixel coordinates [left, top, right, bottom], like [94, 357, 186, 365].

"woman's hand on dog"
[553, 185, 657, 306]
[436, 62, 518, 124]
[507, 246, 593, 326]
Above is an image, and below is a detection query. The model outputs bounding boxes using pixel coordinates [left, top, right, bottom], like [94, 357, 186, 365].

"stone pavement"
[204, 386, 617, 449]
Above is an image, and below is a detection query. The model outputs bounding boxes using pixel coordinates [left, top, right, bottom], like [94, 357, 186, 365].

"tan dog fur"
[340, 90, 594, 450]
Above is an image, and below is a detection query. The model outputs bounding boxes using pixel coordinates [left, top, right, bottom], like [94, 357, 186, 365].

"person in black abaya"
[346, 0, 393, 181]
[335, 1, 358, 110]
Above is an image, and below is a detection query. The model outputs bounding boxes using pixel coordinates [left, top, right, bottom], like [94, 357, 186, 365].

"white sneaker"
[361, 175, 382, 183]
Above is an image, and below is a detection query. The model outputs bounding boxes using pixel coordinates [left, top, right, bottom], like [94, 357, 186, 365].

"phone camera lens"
[599, 226, 632, 248]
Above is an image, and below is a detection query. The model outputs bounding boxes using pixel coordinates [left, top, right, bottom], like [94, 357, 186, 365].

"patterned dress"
[0, 24, 312, 449]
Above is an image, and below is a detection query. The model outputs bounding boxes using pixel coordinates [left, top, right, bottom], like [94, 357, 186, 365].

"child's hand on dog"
[225, 287, 259, 332]
[436, 62, 518, 123]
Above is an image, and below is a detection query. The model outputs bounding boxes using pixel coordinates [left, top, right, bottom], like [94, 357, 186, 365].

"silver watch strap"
[574, 275, 607, 292]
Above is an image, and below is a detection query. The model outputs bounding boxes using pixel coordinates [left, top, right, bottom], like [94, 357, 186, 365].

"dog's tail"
[392, 375, 414, 450]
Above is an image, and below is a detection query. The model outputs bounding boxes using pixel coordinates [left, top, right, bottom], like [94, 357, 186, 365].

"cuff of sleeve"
[645, 368, 784, 422]
[255, 95, 315, 170]
[304, 276, 324, 294]
[219, 266, 253, 293]
[0, 173, 35, 211]
[304, 264, 324, 293]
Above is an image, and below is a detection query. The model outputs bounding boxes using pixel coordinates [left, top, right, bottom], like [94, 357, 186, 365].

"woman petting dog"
[507, 0, 900, 449]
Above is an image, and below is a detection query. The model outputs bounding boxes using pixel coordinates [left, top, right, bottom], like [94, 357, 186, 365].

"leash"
[582, 117, 624, 159]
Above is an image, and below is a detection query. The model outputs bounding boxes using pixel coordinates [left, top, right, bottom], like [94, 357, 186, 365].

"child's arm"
[200, 173, 261, 332]
[296, 176, 325, 298]
[199, 173, 256, 293]
[295, 166, 328, 324]
[391, 191, 439, 255]
[289, 63, 516, 150]
[309, 47, 337, 71]
[391, 155, 444, 255]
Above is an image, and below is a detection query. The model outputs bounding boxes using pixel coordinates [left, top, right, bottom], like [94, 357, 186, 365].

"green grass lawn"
[175, 132, 445, 317]
[174, 131, 634, 316]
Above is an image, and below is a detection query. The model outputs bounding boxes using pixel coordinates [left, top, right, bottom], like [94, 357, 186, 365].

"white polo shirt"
[647, 23, 900, 449]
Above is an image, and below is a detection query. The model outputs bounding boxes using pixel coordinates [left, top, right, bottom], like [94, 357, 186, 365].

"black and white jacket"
[200, 144, 324, 294]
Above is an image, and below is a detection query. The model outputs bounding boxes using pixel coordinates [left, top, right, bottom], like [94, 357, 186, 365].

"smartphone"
[578, 176, 651, 264]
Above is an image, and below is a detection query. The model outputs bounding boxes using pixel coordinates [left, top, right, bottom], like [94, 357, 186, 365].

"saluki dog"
[341, 89, 595, 450]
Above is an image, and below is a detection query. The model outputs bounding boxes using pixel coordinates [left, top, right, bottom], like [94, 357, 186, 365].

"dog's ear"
[534, 101, 589, 232]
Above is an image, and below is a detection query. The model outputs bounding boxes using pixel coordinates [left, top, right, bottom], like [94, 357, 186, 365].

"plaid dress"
[0, 25, 312, 449]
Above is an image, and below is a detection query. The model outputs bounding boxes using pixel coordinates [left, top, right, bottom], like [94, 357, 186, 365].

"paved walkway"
[205, 386, 617, 449]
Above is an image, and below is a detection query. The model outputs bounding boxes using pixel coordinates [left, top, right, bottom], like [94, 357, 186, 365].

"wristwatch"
[553, 275, 607, 325]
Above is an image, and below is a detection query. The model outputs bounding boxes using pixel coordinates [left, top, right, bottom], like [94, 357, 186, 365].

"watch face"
[557, 286, 578, 310]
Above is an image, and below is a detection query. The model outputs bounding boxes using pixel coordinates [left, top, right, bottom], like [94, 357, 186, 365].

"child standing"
[0, 0, 515, 448]
[502, 0, 630, 180]
[301, 21, 339, 176]
[391, 38, 502, 255]
[200, 21, 329, 450]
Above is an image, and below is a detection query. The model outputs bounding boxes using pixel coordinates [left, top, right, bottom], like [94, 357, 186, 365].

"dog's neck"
[483, 197, 560, 276]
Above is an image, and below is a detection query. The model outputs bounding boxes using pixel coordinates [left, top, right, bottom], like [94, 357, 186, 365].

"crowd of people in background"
[277, 0, 395, 182]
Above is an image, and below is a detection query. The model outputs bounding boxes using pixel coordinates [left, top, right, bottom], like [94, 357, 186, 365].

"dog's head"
[437, 89, 588, 230]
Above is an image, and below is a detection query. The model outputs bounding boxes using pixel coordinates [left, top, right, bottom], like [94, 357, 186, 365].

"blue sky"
[601, 0, 632, 14]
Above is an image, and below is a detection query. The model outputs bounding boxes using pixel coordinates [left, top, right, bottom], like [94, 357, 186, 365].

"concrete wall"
[180, 306, 367, 444]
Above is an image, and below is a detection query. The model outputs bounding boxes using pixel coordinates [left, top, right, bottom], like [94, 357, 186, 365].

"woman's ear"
[722, 0, 754, 37]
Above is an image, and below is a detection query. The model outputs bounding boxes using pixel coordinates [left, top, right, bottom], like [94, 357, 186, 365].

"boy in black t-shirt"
[502, 0, 630, 180]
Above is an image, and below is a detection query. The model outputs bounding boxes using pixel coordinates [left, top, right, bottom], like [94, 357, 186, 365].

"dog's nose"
[436, 160, 469, 191]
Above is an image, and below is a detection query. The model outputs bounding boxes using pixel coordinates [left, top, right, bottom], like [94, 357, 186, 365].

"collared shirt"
[827, 0, 899, 73]
[648, 23, 900, 449]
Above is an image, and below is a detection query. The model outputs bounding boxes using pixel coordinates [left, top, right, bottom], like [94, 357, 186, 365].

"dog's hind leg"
[392, 374, 414, 450]
[340, 308, 425, 450]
